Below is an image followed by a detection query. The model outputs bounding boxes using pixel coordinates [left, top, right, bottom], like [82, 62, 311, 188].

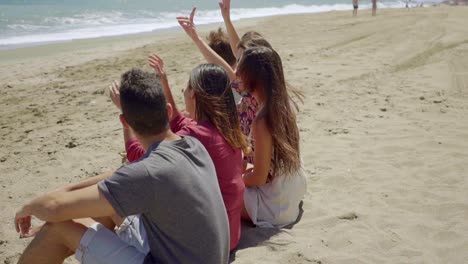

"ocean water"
[0, 0, 407, 47]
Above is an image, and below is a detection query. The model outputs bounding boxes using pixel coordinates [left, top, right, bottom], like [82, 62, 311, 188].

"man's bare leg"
[93, 214, 125, 229]
[17, 218, 93, 264]
[17, 214, 125, 264]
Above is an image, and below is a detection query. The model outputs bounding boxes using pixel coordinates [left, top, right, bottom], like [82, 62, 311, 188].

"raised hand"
[176, 7, 198, 41]
[148, 54, 178, 115]
[109, 80, 121, 111]
[218, 0, 231, 19]
[148, 54, 166, 80]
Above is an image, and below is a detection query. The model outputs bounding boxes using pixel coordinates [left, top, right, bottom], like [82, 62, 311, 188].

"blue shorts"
[75, 215, 149, 264]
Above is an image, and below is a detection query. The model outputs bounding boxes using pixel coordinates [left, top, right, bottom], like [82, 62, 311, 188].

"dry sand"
[1, 6, 468, 264]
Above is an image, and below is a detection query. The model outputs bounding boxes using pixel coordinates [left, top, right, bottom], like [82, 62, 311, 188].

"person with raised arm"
[176, 7, 260, 155]
[14, 69, 229, 264]
[218, 0, 242, 59]
[111, 56, 248, 251]
[178, 9, 306, 228]
[177, 7, 236, 80]
[236, 46, 307, 228]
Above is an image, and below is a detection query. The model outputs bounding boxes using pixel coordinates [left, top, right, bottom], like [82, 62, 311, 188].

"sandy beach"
[1, 6, 468, 264]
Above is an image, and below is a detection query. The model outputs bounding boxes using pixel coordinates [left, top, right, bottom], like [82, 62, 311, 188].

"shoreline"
[0, 2, 411, 53]
[3, 1, 460, 56]
[0, 17, 260, 64]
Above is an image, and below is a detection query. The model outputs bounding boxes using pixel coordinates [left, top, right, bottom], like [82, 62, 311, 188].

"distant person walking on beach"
[372, 0, 377, 15]
[353, 0, 359, 16]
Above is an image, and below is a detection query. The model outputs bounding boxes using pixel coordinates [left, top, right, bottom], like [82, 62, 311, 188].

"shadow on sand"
[229, 201, 304, 263]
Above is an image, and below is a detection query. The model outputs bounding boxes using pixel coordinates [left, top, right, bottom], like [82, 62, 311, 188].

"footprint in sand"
[326, 128, 350, 135]
[338, 212, 358, 220]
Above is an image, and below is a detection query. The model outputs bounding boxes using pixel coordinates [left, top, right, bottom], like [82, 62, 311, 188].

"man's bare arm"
[15, 185, 116, 235]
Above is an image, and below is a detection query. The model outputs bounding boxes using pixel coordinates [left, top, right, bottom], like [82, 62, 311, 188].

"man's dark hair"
[120, 68, 169, 136]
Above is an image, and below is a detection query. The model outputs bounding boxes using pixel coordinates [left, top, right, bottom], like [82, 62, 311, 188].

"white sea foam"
[0, 2, 407, 47]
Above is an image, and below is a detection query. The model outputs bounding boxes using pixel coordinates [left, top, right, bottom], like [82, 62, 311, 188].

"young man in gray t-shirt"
[14, 69, 229, 264]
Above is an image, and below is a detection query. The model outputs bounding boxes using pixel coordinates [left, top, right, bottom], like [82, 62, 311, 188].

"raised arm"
[149, 55, 198, 134]
[177, 8, 236, 81]
[110, 81, 138, 143]
[148, 54, 180, 117]
[109, 81, 145, 162]
[219, 0, 241, 59]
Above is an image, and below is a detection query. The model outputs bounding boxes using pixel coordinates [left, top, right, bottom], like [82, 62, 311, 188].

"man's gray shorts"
[75, 215, 149, 264]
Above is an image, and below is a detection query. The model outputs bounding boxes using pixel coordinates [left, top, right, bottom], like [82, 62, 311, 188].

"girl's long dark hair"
[237, 31, 304, 107]
[237, 47, 301, 178]
[189, 64, 249, 154]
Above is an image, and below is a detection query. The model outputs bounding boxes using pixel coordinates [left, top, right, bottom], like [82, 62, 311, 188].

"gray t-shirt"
[98, 136, 229, 264]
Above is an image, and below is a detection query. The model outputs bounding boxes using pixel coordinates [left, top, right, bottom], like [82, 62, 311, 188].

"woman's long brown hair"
[237, 47, 301, 178]
[188, 64, 249, 154]
[237, 31, 305, 107]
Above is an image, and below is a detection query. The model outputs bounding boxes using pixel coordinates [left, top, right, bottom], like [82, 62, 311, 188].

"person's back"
[127, 112, 244, 252]
[170, 114, 244, 250]
[236, 46, 306, 228]
[165, 63, 247, 251]
[101, 135, 230, 263]
[122, 62, 247, 251]
[14, 68, 230, 264]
